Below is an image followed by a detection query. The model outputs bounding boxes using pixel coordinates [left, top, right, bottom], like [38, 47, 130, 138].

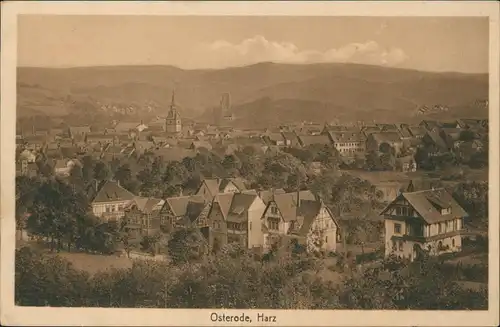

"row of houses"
[85, 175, 470, 260]
[87, 177, 340, 254]
[16, 116, 488, 178]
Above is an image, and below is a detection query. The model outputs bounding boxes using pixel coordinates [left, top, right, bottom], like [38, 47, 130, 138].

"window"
[268, 218, 279, 231]
[392, 240, 397, 251]
[438, 223, 443, 234]
[441, 207, 451, 215]
[394, 223, 402, 234]
[453, 219, 458, 231]
[270, 207, 278, 215]
[325, 236, 328, 243]
[398, 240, 403, 251]
[452, 238, 455, 247]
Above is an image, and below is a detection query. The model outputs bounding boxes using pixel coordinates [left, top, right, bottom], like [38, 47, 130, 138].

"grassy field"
[345, 167, 488, 186]
[53, 252, 133, 274]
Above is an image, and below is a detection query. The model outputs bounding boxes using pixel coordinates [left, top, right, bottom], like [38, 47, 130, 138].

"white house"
[380, 188, 468, 261]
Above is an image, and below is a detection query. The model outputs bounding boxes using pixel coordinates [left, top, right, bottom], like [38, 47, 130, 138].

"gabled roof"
[424, 130, 448, 151]
[199, 177, 248, 198]
[398, 127, 412, 139]
[164, 195, 205, 216]
[212, 193, 235, 220]
[89, 180, 136, 203]
[297, 134, 331, 147]
[258, 188, 286, 205]
[127, 197, 164, 214]
[380, 188, 468, 224]
[328, 131, 365, 143]
[376, 123, 399, 132]
[114, 122, 140, 132]
[271, 190, 317, 222]
[369, 132, 402, 144]
[296, 201, 338, 236]
[226, 193, 259, 222]
[407, 126, 427, 137]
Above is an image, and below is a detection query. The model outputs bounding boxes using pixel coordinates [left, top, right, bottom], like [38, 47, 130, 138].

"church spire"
[170, 89, 176, 108]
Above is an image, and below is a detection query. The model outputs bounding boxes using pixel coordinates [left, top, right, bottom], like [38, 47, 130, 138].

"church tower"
[165, 89, 182, 134]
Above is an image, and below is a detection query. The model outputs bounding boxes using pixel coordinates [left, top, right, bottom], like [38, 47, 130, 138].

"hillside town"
[16, 89, 488, 254]
[15, 89, 489, 310]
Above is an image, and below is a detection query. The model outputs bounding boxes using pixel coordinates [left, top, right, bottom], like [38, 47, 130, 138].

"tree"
[379, 142, 394, 155]
[141, 234, 161, 255]
[26, 177, 94, 252]
[459, 130, 476, 142]
[365, 151, 382, 171]
[15, 247, 91, 306]
[16, 176, 42, 240]
[81, 155, 95, 182]
[167, 227, 207, 265]
[380, 152, 396, 171]
[93, 161, 110, 181]
[114, 163, 132, 184]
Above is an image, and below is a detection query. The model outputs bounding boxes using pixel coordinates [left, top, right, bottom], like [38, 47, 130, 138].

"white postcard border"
[1, 1, 499, 326]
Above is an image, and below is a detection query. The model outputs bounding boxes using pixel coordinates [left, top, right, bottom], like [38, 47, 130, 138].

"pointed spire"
[171, 88, 176, 108]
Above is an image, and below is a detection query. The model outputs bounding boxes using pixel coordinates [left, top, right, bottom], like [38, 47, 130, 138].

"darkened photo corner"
[14, 15, 489, 310]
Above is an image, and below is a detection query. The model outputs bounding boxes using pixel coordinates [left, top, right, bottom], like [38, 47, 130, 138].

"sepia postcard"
[1, 1, 499, 326]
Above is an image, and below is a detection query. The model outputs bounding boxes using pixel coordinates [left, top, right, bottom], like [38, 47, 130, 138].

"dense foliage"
[15, 246, 487, 309]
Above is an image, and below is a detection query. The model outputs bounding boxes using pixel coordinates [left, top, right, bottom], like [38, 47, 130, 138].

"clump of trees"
[15, 246, 487, 309]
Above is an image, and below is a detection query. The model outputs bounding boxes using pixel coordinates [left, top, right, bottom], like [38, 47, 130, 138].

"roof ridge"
[403, 187, 445, 195]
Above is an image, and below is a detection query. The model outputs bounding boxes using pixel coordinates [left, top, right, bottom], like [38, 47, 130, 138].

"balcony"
[227, 228, 247, 235]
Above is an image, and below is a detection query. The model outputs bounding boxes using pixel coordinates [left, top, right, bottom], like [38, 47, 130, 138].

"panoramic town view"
[14, 15, 489, 310]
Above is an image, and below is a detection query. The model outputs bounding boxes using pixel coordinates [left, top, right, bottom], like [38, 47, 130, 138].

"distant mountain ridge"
[17, 62, 488, 126]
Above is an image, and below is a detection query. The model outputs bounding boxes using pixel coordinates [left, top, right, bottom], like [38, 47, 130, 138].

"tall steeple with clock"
[165, 89, 182, 134]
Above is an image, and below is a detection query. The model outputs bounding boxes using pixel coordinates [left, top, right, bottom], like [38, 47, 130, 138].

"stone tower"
[165, 89, 182, 134]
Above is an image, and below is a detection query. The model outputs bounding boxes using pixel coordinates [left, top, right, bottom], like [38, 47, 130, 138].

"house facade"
[87, 180, 136, 221]
[123, 197, 164, 236]
[381, 188, 468, 261]
[261, 191, 339, 253]
[326, 131, 365, 156]
[204, 193, 267, 251]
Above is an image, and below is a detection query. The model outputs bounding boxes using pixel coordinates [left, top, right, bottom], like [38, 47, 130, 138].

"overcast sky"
[18, 15, 489, 73]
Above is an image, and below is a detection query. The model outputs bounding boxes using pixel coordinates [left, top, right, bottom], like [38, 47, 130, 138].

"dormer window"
[441, 207, 451, 215]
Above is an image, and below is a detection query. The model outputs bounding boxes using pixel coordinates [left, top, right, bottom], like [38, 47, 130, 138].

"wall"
[384, 218, 407, 257]
[247, 197, 267, 249]
[262, 202, 288, 234]
[309, 206, 338, 252]
[207, 203, 228, 252]
[222, 183, 239, 194]
[92, 200, 131, 219]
